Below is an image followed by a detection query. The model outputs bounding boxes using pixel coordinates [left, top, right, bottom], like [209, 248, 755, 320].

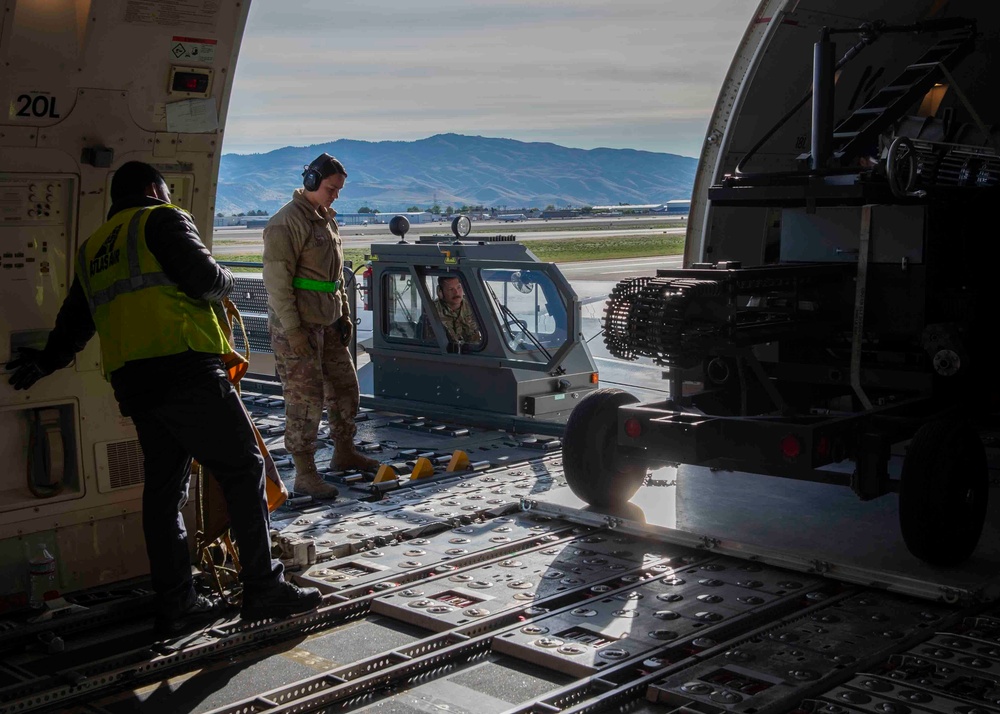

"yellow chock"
[373, 464, 398, 483]
[410, 457, 435, 480]
[446, 450, 470, 472]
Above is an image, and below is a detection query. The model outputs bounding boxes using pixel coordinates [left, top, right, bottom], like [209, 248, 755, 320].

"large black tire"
[563, 388, 648, 507]
[899, 420, 988, 566]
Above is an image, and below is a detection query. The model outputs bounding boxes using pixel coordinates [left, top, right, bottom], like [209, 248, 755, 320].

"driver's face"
[440, 278, 464, 309]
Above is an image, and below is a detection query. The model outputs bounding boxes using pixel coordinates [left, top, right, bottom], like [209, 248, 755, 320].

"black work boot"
[241, 581, 323, 621]
[155, 593, 224, 636]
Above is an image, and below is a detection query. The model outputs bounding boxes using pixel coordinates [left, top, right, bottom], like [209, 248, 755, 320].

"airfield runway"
[210, 215, 687, 255]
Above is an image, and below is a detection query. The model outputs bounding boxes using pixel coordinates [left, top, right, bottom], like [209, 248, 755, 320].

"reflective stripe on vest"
[76, 209, 175, 311]
[77, 204, 230, 377]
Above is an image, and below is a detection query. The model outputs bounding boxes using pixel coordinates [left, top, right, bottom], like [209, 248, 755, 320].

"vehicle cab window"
[480, 268, 568, 353]
[381, 271, 429, 342]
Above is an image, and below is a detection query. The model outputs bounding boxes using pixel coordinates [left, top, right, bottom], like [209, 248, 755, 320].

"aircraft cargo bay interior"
[1, 2, 1000, 714]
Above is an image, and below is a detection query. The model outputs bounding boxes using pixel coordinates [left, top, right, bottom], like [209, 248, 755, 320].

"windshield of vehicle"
[479, 268, 568, 353]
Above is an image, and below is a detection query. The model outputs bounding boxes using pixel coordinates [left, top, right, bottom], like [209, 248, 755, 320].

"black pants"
[129, 374, 284, 613]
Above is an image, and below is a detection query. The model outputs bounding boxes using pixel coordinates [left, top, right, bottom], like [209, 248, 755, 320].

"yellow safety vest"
[76, 204, 230, 378]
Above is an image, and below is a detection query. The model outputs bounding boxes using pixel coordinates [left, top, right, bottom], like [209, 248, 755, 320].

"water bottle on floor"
[28, 544, 56, 610]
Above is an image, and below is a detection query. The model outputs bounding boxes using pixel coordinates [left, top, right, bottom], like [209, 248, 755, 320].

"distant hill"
[216, 133, 697, 215]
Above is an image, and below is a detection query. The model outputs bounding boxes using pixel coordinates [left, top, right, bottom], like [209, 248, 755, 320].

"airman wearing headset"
[262, 153, 379, 500]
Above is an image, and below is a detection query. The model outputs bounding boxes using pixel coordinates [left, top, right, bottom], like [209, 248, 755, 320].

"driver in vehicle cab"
[423, 275, 482, 345]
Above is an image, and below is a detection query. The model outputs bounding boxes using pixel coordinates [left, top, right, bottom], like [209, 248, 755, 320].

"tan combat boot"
[331, 438, 380, 473]
[291, 452, 340, 500]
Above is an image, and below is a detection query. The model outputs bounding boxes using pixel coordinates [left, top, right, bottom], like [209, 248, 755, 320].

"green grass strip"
[524, 233, 684, 262]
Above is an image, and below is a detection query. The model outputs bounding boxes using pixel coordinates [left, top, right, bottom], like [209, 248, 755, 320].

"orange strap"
[216, 297, 250, 385]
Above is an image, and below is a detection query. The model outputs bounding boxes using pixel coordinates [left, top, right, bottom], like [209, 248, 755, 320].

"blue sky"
[223, 0, 760, 158]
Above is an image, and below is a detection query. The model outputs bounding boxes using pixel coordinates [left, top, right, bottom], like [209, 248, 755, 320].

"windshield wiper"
[484, 282, 552, 360]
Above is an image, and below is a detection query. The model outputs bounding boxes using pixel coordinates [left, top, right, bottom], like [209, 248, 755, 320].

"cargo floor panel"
[6, 407, 999, 714]
[349, 654, 574, 714]
[527, 461, 1000, 602]
[88, 616, 428, 714]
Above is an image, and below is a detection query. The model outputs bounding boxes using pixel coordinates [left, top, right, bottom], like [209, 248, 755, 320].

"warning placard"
[125, 1, 219, 31]
[170, 36, 217, 64]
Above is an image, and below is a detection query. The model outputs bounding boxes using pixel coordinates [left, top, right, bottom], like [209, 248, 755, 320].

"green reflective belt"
[292, 277, 341, 292]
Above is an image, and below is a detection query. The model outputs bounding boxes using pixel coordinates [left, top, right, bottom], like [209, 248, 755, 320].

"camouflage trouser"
[270, 319, 360, 455]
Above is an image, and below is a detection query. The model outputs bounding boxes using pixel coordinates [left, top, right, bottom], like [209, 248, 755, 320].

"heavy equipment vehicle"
[564, 9, 997, 568]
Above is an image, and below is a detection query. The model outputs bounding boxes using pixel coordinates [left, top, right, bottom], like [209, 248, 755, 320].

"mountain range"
[216, 133, 697, 215]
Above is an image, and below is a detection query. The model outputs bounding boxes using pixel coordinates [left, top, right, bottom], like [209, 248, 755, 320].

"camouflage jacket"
[262, 189, 347, 331]
[425, 298, 482, 344]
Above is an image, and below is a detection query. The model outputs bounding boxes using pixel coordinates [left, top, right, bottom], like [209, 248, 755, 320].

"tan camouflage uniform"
[263, 189, 356, 457]
[269, 320, 360, 452]
[425, 298, 482, 344]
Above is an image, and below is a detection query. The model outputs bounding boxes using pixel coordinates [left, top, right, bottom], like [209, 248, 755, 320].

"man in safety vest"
[262, 153, 379, 499]
[5, 161, 322, 635]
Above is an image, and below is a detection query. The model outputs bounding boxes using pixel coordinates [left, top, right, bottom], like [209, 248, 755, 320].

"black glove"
[6, 347, 54, 391]
[337, 315, 353, 346]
